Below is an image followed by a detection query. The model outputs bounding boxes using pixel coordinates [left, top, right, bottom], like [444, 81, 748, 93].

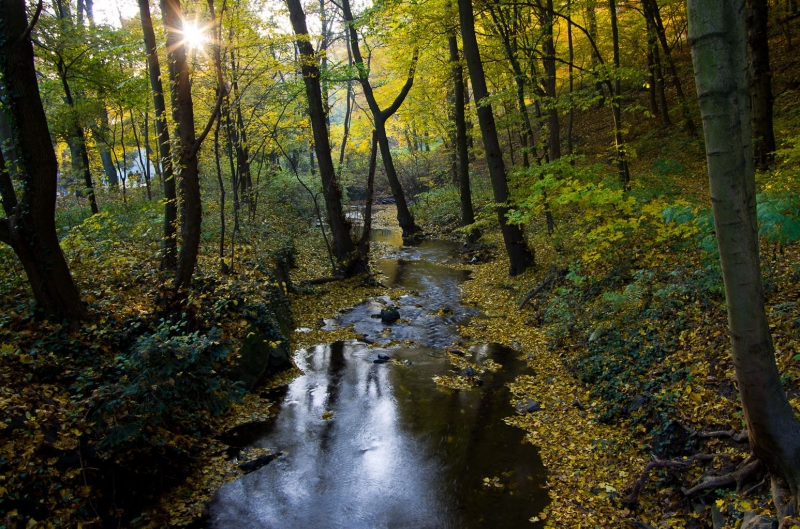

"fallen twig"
[518, 267, 566, 310]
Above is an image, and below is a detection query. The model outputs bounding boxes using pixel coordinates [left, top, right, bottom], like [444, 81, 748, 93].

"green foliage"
[92, 319, 242, 452]
[757, 193, 800, 245]
[411, 179, 494, 234]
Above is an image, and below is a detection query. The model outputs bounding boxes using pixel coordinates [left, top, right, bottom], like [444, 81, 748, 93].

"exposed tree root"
[681, 456, 761, 495]
[691, 427, 749, 443]
[622, 454, 729, 508]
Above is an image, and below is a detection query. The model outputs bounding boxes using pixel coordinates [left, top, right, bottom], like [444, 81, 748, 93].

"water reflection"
[208, 233, 547, 528]
[209, 342, 546, 529]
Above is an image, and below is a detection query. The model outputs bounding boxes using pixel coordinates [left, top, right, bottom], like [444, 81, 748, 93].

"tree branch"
[18, 0, 44, 44]
[191, 0, 227, 157]
[381, 48, 419, 119]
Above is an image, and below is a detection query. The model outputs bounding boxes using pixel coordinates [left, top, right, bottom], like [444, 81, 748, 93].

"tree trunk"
[341, 0, 420, 237]
[339, 36, 354, 165]
[458, 0, 533, 276]
[585, 0, 605, 105]
[642, 0, 671, 127]
[689, 0, 800, 514]
[567, 0, 575, 158]
[746, 0, 776, 170]
[96, 101, 119, 188]
[449, 31, 479, 244]
[161, 0, 202, 289]
[609, 0, 630, 187]
[543, 0, 561, 160]
[0, 0, 85, 323]
[286, 0, 367, 276]
[646, 0, 697, 136]
[139, 0, 177, 270]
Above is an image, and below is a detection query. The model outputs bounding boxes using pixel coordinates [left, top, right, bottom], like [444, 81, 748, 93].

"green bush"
[92, 319, 243, 452]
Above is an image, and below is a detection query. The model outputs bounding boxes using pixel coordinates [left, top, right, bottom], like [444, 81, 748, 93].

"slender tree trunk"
[286, 0, 367, 276]
[119, 107, 128, 202]
[609, 0, 630, 187]
[213, 116, 227, 272]
[642, 0, 671, 127]
[130, 109, 152, 200]
[357, 130, 378, 256]
[585, 0, 605, 105]
[139, 0, 177, 269]
[449, 30, 479, 244]
[458, 0, 533, 276]
[567, 0, 575, 158]
[341, 0, 420, 237]
[647, 0, 697, 136]
[746, 0, 776, 170]
[689, 0, 800, 515]
[0, 0, 85, 322]
[57, 61, 98, 214]
[543, 0, 561, 160]
[161, 0, 202, 289]
[96, 101, 119, 188]
[646, 51, 659, 116]
[339, 37, 354, 165]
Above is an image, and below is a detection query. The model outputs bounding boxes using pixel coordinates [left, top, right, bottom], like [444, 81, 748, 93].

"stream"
[207, 229, 548, 528]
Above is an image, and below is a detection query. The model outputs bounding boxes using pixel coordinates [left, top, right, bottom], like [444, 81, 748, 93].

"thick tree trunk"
[0, 0, 85, 322]
[458, 0, 533, 276]
[689, 0, 800, 514]
[341, 0, 420, 237]
[139, 0, 177, 270]
[746, 0, 776, 170]
[161, 0, 202, 290]
[286, 0, 367, 276]
[448, 29, 478, 244]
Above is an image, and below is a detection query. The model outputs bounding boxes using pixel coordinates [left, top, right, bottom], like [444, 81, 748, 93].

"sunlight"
[181, 22, 206, 50]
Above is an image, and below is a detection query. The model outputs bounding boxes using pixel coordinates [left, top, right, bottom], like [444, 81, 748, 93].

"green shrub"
[92, 319, 243, 452]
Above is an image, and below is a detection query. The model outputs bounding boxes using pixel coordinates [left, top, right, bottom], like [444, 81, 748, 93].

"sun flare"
[181, 22, 206, 49]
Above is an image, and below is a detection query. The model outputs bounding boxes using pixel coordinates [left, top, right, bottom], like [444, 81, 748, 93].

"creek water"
[208, 229, 547, 528]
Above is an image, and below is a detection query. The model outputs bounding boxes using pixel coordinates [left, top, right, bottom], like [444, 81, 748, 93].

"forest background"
[1, 0, 800, 527]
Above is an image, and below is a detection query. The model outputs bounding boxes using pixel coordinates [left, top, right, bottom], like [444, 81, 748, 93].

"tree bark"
[543, 0, 561, 160]
[609, 0, 630, 187]
[341, 0, 420, 237]
[139, 0, 177, 270]
[689, 0, 800, 513]
[0, 0, 86, 322]
[746, 0, 776, 170]
[286, 0, 367, 276]
[641, 0, 671, 127]
[448, 26, 478, 244]
[646, 0, 697, 136]
[458, 0, 533, 276]
[161, 0, 203, 289]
